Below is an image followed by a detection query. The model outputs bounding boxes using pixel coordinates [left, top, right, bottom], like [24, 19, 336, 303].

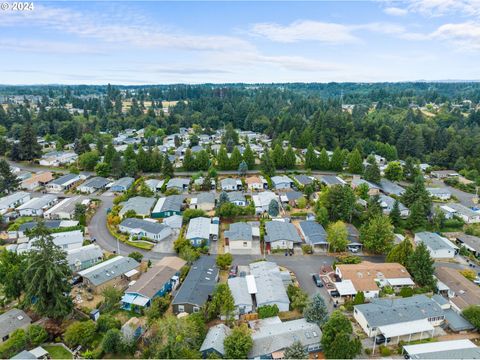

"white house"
[378, 195, 410, 218]
[414, 231, 459, 259]
[354, 295, 444, 340]
[249, 261, 290, 312]
[427, 187, 451, 200]
[0, 192, 31, 214]
[39, 151, 78, 167]
[264, 220, 302, 250]
[441, 203, 480, 224]
[119, 218, 172, 242]
[46, 173, 84, 192]
[252, 191, 278, 214]
[16, 195, 57, 217]
[227, 276, 254, 315]
[271, 175, 293, 190]
[227, 191, 247, 207]
[77, 177, 110, 194]
[220, 178, 242, 191]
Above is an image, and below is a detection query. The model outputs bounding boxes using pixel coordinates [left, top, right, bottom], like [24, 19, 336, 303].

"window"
[193, 306, 200, 313]
[178, 305, 184, 312]
[2, 335, 9, 342]
[243, 242, 247, 247]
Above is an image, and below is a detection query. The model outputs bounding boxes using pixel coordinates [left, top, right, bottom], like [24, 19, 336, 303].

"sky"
[1, 0, 480, 84]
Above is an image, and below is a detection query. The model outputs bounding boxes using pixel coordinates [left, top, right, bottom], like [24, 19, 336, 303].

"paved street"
[429, 178, 477, 208]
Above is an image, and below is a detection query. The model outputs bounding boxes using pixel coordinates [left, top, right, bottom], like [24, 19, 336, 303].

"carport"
[372, 319, 435, 354]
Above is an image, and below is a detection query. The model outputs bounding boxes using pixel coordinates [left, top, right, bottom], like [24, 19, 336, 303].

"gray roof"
[431, 294, 449, 306]
[221, 178, 240, 187]
[78, 256, 140, 286]
[18, 220, 62, 232]
[228, 276, 253, 307]
[320, 175, 345, 186]
[378, 194, 408, 212]
[456, 233, 480, 252]
[271, 175, 292, 186]
[0, 191, 30, 209]
[249, 262, 290, 308]
[294, 174, 314, 185]
[0, 309, 32, 339]
[172, 256, 218, 308]
[445, 202, 479, 218]
[265, 221, 302, 243]
[196, 192, 215, 204]
[378, 179, 405, 196]
[153, 195, 184, 213]
[17, 194, 57, 211]
[80, 176, 110, 189]
[249, 317, 321, 358]
[352, 177, 379, 189]
[120, 218, 169, 235]
[299, 220, 327, 245]
[119, 196, 156, 216]
[66, 244, 103, 267]
[354, 295, 444, 327]
[415, 231, 457, 251]
[284, 191, 303, 201]
[228, 191, 246, 203]
[200, 324, 231, 355]
[427, 187, 451, 196]
[11, 350, 36, 360]
[443, 308, 475, 332]
[50, 173, 80, 186]
[186, 217, 211, 240]
[110, 177, 134, 189]
[167, 177, 190, 189]
[225, 222, 253, 242]
[410, 348, 480, 359]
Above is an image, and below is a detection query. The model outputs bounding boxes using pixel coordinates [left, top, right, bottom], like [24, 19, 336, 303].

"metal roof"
[50, 173, 80, 186]
[404, 339, 480, 359]
[249, 262, 290, 308]
[294, 174, 313, 185]
[415, 232, 458, 252]
[196, 192, 215, 204]
[444, 202, 479, 217]
[456, 233, 480, 252]
[167, 177, 190, 189]
[0, 191, 29, 209]
[228, 276, 254, 307]
[249, 318, 321, 358]
[18, 220, 62, 231]
[265, 221, 302, 243]
[320, 175, 346, 186]
[186, 217, 211, 240]
[172, 256, 218, 307]
[354, 295, 444, 328]
[17, 194, 57, 210]
[120, 218, 169, 235]
[80, 176, 109, 189]
[443, 308, 475, 332]
[378, 318, 433, 338]
[379, 179, 405, 196]
[119, 196, 156, 216]
[110, 177, 134, 189]
[78, 256, 140, 286]
[66, 244, 103, 268]
[200, 324, 231, 355]
[271, 175, 292, 186]
[0, 309, 32, 339]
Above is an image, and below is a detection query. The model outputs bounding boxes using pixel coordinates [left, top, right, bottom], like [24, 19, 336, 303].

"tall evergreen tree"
[389, 199, 401, 227]
[330, 147, 344, 172]
[261, 150, 275, 177]
[24, 223, 73, 319]
[0, 159, 20, 194]
[216, 145, 230, 170]
[272, 144, 285, 169]
[183, 149, 195, 171]
[284, 146, 296, 169]
[243, 144, 255, 169]
[230, 147, 243, 170]
[305, 144, 318, 170]
[363, 162, 381, 184]
[318, 148, 330, 170]
[348, 149, 363, 174]
[162, 156, 174, 178]
[19, 124, 41, 161]
[407, 242, 436, 289]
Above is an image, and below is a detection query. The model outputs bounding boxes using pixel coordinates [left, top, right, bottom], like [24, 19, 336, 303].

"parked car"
[228, 265, 238, 278]
[312, 274, 323, 287]
[330, 290, 340, 297]
[348, 246, 359, 253]
[375, 334, 391, 345]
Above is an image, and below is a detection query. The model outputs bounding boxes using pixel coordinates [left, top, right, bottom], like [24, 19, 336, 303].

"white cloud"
[384, 7, 409, 16]
[249, 20, 357, 43]
[249, 20, 408, 44]
[404, 0, 480, 17]
[430, 21, 480, 50]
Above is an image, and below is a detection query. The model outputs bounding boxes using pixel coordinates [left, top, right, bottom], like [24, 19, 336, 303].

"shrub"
[258, 304, 279, 319]
[216, 253, 233, 270]
[64, 320, 96, 348]
[96, 315, 121, 333]
[301, 244, 313, 254]
[0, 329, 27, 359]
[399, 287, 414, 298]
[379, 345, 392, 357]
[26, 325, 48, 347]
[460, 269, 477, 281]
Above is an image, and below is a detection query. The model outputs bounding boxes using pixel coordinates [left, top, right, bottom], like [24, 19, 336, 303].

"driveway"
[429, 178, 476, 208]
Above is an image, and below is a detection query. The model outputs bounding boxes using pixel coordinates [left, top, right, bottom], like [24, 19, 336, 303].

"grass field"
[43, 345, 73, 359]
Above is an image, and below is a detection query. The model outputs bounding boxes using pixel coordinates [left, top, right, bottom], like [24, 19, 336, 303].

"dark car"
[228, 265, 238, 278]
[375, 334, 391, 345]
[330, 290, 340, 297]
[312, 274, 323, 287]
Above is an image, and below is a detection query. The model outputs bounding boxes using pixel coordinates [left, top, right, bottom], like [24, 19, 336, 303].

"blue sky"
[1, 0, 479, 84]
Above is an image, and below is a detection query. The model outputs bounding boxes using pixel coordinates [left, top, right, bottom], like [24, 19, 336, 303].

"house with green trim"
[151, 195, 184, 218]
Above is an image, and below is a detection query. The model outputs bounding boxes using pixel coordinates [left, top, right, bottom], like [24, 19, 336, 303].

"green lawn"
[43, 345, 73, 359]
